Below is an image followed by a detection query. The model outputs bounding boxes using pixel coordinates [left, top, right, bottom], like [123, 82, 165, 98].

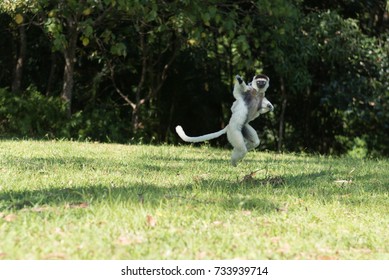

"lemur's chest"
[243, 87, 262, 121]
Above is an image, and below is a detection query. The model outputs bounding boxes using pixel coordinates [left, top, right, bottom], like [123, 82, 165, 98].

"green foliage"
[71, 105, 132, 143]
[0, 87, 69, 138]
[0, 0, 388, 156]
[297, 10, 389, 155]
[0, 0, 35, 13]
[257, 8, 388, 156]
[0, 87, 133, 142]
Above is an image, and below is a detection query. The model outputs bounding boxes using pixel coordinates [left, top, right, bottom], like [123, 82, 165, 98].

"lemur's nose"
[267, 104, 274, 111]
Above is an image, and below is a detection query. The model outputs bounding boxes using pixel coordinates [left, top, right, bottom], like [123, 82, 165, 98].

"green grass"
[0, 140, 388, 260]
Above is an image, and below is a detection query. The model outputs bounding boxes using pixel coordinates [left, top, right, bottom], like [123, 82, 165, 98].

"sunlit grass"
[0, 140, 388, 259]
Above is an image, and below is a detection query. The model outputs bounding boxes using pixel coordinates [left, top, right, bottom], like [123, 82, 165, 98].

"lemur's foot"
[235, 75, 243, 84]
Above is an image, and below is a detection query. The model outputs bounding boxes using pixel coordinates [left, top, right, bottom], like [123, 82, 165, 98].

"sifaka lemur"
[176, 74, 273, 166]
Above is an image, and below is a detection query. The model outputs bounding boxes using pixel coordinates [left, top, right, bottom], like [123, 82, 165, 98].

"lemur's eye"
[257, 80, 266, 86]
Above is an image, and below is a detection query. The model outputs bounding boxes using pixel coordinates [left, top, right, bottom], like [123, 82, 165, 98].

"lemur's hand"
[235, 75, 243, 84]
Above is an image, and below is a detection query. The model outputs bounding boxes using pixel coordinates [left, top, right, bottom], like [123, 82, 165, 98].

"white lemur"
[176, 74, 273, 166]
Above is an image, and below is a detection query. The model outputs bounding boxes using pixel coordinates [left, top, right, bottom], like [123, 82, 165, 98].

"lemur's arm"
[233, 75, 250, 100]
[236, 75, 244, 85]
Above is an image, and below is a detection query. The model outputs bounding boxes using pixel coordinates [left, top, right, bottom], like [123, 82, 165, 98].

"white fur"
[176, 75, 273, 166]
[175, 125, 227, 143]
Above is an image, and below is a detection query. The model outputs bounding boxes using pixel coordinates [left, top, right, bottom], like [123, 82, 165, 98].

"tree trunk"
[131, 32, 147, 133]
[12, 24, 26, 93]
[131, 107, 140, 132]
[278, 77, 287, 152]
[61, 22, 78, 117]
[46, 51, 58, 96]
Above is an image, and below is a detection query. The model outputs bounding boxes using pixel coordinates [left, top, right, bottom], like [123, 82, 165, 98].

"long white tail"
[175, 125, 228, 143]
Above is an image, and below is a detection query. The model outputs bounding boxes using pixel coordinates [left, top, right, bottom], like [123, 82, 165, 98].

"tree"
[36, 0, 114, 116]
[0, 1, 31, 92]
[1, 0, 115, 115]
[103, 1, 227, 134]
[1, 0, 388, 155]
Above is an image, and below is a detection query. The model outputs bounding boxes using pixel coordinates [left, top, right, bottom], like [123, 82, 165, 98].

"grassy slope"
[0, 140, 388, 260]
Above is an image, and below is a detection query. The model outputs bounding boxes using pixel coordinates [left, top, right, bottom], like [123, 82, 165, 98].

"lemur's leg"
[227, 100, 248, 167]
[242, 124, 260, 151]
[228, 127, 247, 167]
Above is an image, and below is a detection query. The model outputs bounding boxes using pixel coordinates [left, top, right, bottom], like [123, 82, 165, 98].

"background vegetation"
[0, 0, 388, 156]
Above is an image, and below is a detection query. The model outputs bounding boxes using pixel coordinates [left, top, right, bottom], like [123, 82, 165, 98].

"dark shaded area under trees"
[0, 0, 388, 157]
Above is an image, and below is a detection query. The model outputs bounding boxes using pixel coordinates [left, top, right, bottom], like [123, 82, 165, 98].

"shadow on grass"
[0, 184, 151, 211]
[0, 181, 281, 214]
[2, 152, 387, 214]
[0, 171, 353, 215]
[0, 153, 280, 213]
[1, 155, 119, 171]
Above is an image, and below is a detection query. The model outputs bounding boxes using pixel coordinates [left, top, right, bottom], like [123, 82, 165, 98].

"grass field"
[0, 140, 388, 260]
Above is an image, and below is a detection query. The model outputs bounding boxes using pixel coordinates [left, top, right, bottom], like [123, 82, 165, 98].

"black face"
[254, 74, 269, 89]
[256, 79, 267, 88]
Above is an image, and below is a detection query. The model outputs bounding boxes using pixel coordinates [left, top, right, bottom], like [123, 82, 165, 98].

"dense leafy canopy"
[0, 0, 388, 156]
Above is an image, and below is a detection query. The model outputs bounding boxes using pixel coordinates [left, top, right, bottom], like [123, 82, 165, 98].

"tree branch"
[109, 63, 136, 109]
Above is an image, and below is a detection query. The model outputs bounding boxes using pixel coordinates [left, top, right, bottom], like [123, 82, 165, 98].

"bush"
[0, 87, 133, 143]
[70, 105, 131, 143]
[0, 87, 69, 138]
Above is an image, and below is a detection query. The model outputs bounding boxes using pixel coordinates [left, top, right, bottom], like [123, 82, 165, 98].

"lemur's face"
[252, 74, 272, 113]
[252, 74, 270, 92]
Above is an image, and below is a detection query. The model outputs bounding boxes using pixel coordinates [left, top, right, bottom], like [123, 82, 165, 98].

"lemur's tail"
[175, 125, 227, 143]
